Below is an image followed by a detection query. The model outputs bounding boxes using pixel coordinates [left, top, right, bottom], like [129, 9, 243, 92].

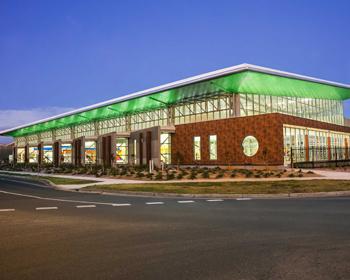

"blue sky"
[0, 0, 349, 143]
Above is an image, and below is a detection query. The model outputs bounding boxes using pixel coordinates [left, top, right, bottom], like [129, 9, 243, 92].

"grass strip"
[38, 176, 99, 185]
[0, 172, 98, 185]
[84, 180, 350, 194]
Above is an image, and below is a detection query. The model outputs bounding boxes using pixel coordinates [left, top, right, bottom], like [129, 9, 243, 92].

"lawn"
[0, 172, 99, 185]
[38, 176, 99, 185]
[84, 180, 350, 195]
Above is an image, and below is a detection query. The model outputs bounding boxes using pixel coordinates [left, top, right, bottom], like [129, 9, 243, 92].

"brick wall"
[172, 113, 350, 166]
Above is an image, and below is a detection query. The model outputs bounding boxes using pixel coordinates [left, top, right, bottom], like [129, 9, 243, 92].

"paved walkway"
[1, 169, 350, 190]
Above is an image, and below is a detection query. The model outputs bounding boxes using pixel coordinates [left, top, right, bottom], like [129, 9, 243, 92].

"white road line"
[177, 200, 195, 204]
[76, 205, 96, 208]
[236, 198, 252, 201]
[36, 207, 58, 210]
[146, 202, 164, 205]
[0, 208, 15, 212]
[112, 203, 131, 207]
[206, 199, 224, 202]
[0, 190, 121, 206]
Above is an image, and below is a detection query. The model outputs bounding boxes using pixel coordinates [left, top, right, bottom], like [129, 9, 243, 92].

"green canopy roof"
[2, 68, 350, 137]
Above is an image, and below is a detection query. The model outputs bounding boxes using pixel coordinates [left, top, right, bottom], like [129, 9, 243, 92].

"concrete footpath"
[1, 169, 350, 191]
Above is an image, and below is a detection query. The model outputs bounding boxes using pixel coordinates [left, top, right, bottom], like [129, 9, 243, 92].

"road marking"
[146, 202, 164, 205]
[0, 190, 120, 206]
[112, 203, 131, 207]
[177, 200, 195, 204]
[206, 199, 224, 202]
[236, 198, 252, 201]
[76, 205, 96, 208]
[0, 208, 15, 212]
[36, 207, 58, 210]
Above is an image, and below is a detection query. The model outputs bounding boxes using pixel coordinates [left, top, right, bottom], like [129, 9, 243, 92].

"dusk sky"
[0, 0, 349, 143]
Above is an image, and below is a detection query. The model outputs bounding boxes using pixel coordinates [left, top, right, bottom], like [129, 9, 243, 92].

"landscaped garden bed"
[0, 163, 317, 181]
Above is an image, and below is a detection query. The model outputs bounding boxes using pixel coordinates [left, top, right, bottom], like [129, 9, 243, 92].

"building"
[0, 143, 14, 163]
[1, 64, 350, 167]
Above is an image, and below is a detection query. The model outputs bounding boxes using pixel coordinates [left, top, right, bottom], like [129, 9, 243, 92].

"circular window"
[242, 136, 259, 157]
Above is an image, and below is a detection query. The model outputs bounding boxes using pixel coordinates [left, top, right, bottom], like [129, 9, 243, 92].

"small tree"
[173, 151, 184, 171]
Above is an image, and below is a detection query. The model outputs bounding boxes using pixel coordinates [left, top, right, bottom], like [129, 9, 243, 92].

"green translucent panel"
[4, 70, 350, 137]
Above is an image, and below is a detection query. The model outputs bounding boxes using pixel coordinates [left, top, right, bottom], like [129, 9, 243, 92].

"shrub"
[181, 170, 189, 176]
[155, 171, 163, 180]
[298, 173, 304, 177]
[188, 170, 197, 180]
[136, 172, 145, 178]
[96, 169, 103, 177]
[216, 173, 224, 179]
[110, 167, 118, 176]
[166, 172, 175, 180]
[197, 168, 204, 174]
[176, 173, 183, 180]
[288, 173, 295, 178]
[119, 168, 127, 176]
[202, 170, 210, 178]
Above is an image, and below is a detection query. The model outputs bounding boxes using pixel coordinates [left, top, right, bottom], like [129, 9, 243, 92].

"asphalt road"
[0, 175, 350, 280]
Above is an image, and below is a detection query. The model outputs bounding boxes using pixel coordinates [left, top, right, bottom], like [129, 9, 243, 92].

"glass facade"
[284, 125, 350, 165]
[174, 96, 232, 125]
[160, 133, 171, 164]
[43, 145, 53, 163]
[29, 147, 38, 163]
[61, 144, 72, 163]
[194, 136, 201, 160]
[130, 109, 168, 131]
[240, 94, 344, 125]
[116, 138, 128, 164]
[209, 135, 217, 160]
[85, 141, 96, 164]
[17, 148, 25, 163]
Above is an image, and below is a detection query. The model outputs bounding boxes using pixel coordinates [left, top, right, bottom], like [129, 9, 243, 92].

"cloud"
[0, 107, 74, 144]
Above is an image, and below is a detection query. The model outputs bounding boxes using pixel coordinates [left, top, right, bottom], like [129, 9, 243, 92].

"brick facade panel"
[172, 113, 350, 166]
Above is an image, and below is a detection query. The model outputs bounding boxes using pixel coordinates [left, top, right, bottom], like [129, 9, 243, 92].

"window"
[116, 138, 128, 164]
[61, 144, 72, 163]
[43, 145, 53, 163]
[160, 133, 171, 164]
[194, 136, 201, 160]
[242, 136, 259, 157]
[85, 141, 96, 164]
[29, 147, 38, 163]
[209, 135, 217, 160]
[17, 148, 25, 163]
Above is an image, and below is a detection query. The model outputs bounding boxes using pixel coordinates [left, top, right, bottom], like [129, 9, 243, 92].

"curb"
[78, 188, 350, 199]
